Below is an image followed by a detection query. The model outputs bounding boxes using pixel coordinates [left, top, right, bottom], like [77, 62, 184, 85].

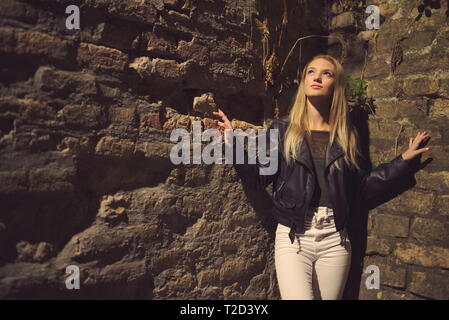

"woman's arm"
[231, 120, 281, 191]
[357, 154, 414, 204]
[213, 109, 280, 191]
[356, 131, 431, 204]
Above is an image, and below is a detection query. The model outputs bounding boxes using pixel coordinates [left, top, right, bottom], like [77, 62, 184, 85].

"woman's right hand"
[212, 108, 233, 145]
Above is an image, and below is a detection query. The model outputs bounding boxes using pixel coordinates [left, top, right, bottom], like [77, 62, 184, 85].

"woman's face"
[303, 58, 336, 99]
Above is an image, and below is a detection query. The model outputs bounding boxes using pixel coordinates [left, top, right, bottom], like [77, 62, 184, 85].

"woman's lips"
[311, 85, 323, 89]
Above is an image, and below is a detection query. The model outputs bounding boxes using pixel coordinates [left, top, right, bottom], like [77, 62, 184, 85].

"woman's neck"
[306, 97, 331, 131]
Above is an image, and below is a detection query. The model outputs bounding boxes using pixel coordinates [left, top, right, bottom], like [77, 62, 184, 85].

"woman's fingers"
[212, 108, 227, 121]
[411, 131, 430, 150]
[212, 108, 232, 130]
[413, 146, 430, 157]
[412, 131, 431, 151]
[403, 131, 431, 161]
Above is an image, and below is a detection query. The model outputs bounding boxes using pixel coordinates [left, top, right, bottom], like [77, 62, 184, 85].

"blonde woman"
[213, 54, 431, 300]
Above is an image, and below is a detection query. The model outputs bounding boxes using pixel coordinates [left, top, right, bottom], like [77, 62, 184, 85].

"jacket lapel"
[295, 136, 315, 173]
[325, 138, 345, 172]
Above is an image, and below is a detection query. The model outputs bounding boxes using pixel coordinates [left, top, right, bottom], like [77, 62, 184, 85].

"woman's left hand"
[401, 131, 431, 161]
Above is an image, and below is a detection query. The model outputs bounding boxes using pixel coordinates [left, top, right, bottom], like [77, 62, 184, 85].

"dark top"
[306, 130, 333, 209]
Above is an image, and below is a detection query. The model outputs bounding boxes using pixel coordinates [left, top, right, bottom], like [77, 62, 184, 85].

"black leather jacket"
[232, 118, 415, 244]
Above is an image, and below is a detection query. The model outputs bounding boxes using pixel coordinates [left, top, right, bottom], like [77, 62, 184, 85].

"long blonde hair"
[283, 54, 363, 174]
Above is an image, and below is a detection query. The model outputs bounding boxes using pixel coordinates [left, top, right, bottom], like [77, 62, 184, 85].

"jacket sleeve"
[356, 153, 415, 204]
[230, 121, 281, 192]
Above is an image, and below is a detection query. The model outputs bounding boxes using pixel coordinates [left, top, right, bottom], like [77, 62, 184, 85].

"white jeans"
[274, 206, 351, 300]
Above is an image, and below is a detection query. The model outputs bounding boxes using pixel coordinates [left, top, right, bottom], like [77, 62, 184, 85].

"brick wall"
[0, 0, 447, 299]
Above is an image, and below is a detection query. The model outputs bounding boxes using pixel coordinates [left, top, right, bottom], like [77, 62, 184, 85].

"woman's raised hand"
[401, 131, 431, 161]
[212, 108, 233, 145]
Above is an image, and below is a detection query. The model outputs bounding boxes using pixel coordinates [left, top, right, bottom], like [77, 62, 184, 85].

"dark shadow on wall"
[343, 107, 432, 300]
[235, 184, 279, 298]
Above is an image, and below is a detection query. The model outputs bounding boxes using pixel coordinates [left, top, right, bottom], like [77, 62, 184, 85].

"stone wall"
[0, 0, 448, 300]
[0, 0, 327, 299]
[328, 0, 449, 300]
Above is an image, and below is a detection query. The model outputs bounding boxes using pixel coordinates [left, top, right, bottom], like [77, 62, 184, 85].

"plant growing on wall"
[346, 75, 376, 115]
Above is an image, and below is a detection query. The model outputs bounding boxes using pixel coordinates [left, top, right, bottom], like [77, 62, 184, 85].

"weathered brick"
[134, 141, 172, 160]
[162, 112, 191, 131]
[437, 78, 449, 98]
[77, 43, 128, 73]
[410, 217, 449, 245]
[29, 165, 76, 194]
[434, 195, 449, 216]
[380, 263, 407, 289]
[394, 242, 449, 268]
[366, 78, 396, 98]
[370, 99, 397, 120]
[381, 189, 435, 215]
[378, 2, 399, 16]
[357, 30, 377, 41]
[197, 269, 219, 288]
[84, 0, 159, 24]
[177, 39, 210, 65]
[219, 257, 246, 284]
[129, 57, 187, 83]
[402, 78, 439, 96]
[401, 30, 437, 52]
[372, 19, 405, 54]
[0, 0, 38, 24]
[0, 97, 55, 122]
[141, 113, 162, 130]
[151, 249, 181, 274]
[365, 55, 394, 80]
[367, 212, 376, 234]
[108, 107, 136, 132]
[56, 104, 105, 129]
[409, 270, 449, 300]
[330, 1, 342, 14]
[33, 66, 98, 97]
[395, 50, 449, 76]
[88, 22, 140, 50]
[414, 170, 449, 193]
[95, 136, 135, 157]
[376, 214, 410, 238]
[330, 12, 356, 29]
[430, 99, 449, 119]
[367, 119, 400, 142]
[366, 236, 393, 256]
[375, 289, 425, 300]
[395, 98, 433, 119]
[137, 32, 177, 56]
[202, 117, 221, 130]
[0, 27, 75, 64]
